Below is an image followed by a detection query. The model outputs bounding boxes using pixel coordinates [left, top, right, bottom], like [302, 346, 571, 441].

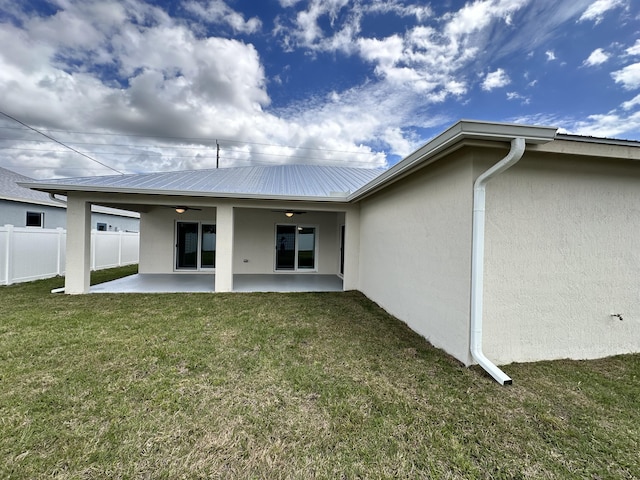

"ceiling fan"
[271, 210, 307, 217]
[168, 206, 202, 214]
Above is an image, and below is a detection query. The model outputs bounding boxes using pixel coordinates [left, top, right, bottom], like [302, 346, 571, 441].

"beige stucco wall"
[138, 204, 343, 275]
[233, 208, 341, 274]
[139, 206, 216, 273]
[358, 154, 475, 364]
[482, 148, 640, 364]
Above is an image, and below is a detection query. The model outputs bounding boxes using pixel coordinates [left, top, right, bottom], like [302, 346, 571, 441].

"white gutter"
[470, 137, 526, 385]
[49, 193, 66, 205]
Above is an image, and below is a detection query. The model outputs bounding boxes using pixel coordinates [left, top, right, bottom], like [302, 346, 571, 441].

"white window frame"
[26, 211, 44, 228]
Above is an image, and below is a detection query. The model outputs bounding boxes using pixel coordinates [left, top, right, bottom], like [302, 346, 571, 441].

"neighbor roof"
[1, 166, 139, 217]
[0, 166, 62, 206]
[21, 165, 385, 201]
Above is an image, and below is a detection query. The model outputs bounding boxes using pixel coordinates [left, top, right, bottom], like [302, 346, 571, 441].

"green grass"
[1, 266, 639, 478]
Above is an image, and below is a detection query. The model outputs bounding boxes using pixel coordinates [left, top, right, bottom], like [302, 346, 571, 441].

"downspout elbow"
[470, 137, 526, 385]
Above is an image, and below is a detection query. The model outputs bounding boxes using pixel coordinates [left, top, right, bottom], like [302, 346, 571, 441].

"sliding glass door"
[201, 224, 216, 268]
[275, 224, 316, 271]
[276, 225, 296, 270]
[176, 222, 216, 270]
[176, 222, 198, 269]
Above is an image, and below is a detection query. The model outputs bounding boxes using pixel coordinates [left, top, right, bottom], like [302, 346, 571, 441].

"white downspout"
[471, 137, 526, 385]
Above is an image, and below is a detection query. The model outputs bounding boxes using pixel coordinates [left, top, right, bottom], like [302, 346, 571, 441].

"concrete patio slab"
[90, 274, 215, 293]
[89, 273, 343, 293]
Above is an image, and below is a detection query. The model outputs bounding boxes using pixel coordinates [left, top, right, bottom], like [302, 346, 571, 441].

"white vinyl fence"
[0, 225, 139, 285]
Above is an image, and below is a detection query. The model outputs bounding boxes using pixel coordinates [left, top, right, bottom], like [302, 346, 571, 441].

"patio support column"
[65, 195, 92, 294]
[343, 206, 360, 291]
[215, 204, 234, 292]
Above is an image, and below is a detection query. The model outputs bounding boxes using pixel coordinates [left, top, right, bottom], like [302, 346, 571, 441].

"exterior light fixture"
[285, 212, 294, 218]
[175, 207, 187, 214]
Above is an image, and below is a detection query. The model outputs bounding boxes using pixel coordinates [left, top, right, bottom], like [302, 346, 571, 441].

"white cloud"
[570, 111, 640, 138]
[278, 0, 303, 7]
[358, 35, 405, 71]
[482, 69, 511, 91]
[579, 0, 626, 24]
[507, 91, 530, 104]
[546, 50, 556, 61]
[583, 48, 609, 66]
[275, 0, 433, 53]
[627, 40, 640, 56]
[443, 0, 527, 38]
[184, 0, 262, 34]
[1, 0, 637, 178]
[621, 94, 640, 110]
[381, 127, 418, 158]
[611, 63, 640, 90]
[0, 0, 406, 177]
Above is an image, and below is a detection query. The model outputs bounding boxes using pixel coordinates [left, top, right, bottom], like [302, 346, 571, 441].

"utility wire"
[0, 124, 377, 156]
[0, 145, 382, 165]
[0, 111, 124, 175]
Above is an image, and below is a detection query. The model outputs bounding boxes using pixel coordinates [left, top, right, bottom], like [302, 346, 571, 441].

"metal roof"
[22, 165, 385, 200]
[0, 166, 62, 206]
[1, 166, 139, 217]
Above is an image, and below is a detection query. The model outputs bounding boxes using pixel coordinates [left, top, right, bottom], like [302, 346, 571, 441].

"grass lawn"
[1, 266, 640, 479]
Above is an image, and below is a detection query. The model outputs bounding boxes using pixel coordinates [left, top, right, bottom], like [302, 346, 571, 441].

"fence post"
[118, 231, 123, 266]
[4, 224, 14, 286]
[91, 230, 96, 271]
[56, 227, 65, 276]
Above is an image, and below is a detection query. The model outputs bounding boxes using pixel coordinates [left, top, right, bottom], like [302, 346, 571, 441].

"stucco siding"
[233, 208, 340, 274]
[482, 152, 640, 363]
[139, 206, 217, 273]
[358, 154, 475, 364]
[139, 206, 341, 275]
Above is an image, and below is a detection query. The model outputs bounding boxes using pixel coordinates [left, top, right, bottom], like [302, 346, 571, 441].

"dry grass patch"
[1, 266, 639, 478]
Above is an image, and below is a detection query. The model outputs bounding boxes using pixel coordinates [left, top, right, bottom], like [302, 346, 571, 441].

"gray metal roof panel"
[0, 166, 62, 205]
[21, 165, 385, 199]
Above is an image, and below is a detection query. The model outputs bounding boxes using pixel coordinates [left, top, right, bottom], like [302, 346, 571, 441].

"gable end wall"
[357, 152, 475, 365]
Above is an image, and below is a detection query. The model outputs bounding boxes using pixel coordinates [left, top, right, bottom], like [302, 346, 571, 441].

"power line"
[0, 144, 382, 165]
[0, 112, 124, 175]
[0, 123, 378, 156]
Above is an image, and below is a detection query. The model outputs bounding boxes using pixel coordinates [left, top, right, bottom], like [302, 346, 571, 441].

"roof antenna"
[216, 140, 220, 169]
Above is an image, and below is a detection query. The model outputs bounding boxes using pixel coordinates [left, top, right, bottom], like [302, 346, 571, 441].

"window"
[275, 224, 317, 271]
[26, 211, 43, 227]
[97, 222, 107, 231]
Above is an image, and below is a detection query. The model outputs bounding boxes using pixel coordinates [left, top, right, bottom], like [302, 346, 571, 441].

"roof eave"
[555, 133, 640, 147]
[348, 120, 558, 202]
[0, 195, 66, 208]
[19, 183, 351, 204]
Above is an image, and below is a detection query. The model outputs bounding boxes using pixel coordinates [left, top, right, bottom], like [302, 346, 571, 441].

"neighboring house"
[0, 166, 140, 231]
[21, 120, 640, 383]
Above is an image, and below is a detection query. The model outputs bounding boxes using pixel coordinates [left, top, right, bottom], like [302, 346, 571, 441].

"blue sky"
[0, 0, 638, 178]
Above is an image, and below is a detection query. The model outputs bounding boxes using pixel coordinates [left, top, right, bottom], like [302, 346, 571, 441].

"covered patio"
[90, 273, 343, 293]
[23, 165, 370, 295]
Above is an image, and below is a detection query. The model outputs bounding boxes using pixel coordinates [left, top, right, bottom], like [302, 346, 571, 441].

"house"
[0, 166, 140, 231]
[21, 120, 640, 383]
